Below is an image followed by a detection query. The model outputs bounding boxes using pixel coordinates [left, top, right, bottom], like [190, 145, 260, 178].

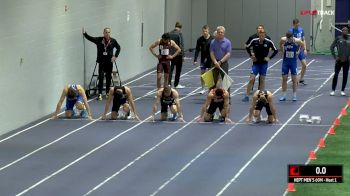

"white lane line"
[270, 59, 315, 96]
[56, 118, 338, 127]
[14, 57, 250, 195]
[0, 74, 159, 172]
[3, 57, 239, 145]
[0, 69, 157, 144]
[230, 59, 282, 97]
[16, 87, 201, 196]
[149, 74, 286, 195]
[79, 59, 264, 195]
[149, 114, 247, 196]
[282, 69, 336, 196]
[229, 58, 250, 71]
[0, 86, 155, 173]
[150, 59, 316, 195]
[216, 94, 322, 196]
[0, 66, 201, 173]
[124, 70, 156, 85]
[83, 117, 198, 196]
[234, 68, 333, 73]
[134, 66, 200, 99]
[79, 58, 251, 195]
[0, 119, 51, 143]
[228, 76, 330, 80]
[218, 60, 337, 196]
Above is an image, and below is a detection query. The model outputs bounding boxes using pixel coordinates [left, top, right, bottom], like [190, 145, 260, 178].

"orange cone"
[333, 118, 340, 126]
[328, 127, 336, 135]
[286, 183, 296, 192]
[318, 138, 326, 148]
[309, 151, 317, 160]
[341, 108, 347, 116]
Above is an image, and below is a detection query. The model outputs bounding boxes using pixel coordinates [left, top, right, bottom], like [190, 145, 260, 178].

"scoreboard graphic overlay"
[288, 165, 343, 183]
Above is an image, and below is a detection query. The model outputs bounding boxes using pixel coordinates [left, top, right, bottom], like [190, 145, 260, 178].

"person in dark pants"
[330, 27, 350, 96]
[194, 25, 214, 94]
[210, 26, 232, 96]
[83, 27, 121, 100]
[169, 22, 185, 88]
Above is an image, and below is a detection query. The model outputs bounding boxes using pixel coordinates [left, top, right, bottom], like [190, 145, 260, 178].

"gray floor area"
[0, 51, 348, 196]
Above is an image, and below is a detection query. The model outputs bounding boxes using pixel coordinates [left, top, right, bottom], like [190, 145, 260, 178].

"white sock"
[293, 92, 296, 97]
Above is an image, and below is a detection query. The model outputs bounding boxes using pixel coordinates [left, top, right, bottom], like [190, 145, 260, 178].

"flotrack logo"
[300, 10, 335, 16]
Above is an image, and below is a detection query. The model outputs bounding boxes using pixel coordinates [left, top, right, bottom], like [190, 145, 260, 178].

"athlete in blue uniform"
[288, 19, 308, 85]
[151, 85, 184, 122]
[53, 84, 93, 120]
[279, 32, 304, 101]
[102, 85, 140, 121]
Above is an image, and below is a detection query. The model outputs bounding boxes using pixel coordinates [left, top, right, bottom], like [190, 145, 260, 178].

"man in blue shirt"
[288, 19, 308, 85]
[279, 32, 304, 101]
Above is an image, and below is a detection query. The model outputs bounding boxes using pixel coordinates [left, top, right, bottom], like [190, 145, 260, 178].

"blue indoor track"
[0, 51, 348, 196]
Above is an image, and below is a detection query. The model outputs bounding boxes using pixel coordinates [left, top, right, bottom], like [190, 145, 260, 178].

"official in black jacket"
[83, 27, 121, 100]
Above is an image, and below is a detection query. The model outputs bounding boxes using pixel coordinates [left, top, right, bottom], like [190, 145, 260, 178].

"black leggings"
[169, 55, 183, 87]
[332, 61, 349, 91]
[98, 62, 113, 94]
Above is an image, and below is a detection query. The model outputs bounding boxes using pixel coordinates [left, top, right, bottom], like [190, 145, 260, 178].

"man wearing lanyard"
[83, 27, 121, 100]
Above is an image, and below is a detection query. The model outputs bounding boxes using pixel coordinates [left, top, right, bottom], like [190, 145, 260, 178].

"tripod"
[85, 62, 122, 98]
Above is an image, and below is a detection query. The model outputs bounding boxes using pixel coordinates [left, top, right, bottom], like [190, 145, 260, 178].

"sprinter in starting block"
[246, 90, 278, 124]
[151, 85, 184, 122]
[53, 84, 93, 120]
[102, 85, 140, 121]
